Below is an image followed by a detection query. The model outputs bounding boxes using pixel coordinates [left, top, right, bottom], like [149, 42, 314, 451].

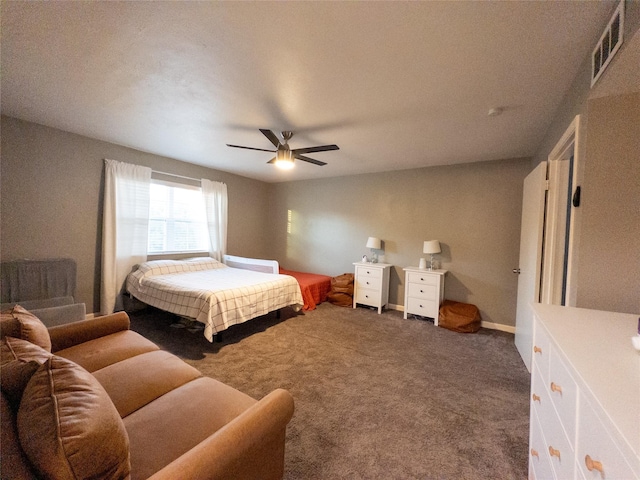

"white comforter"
[126, 257, 303, 341]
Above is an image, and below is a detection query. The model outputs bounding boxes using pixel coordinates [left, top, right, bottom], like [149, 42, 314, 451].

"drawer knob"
[366, 281, 370, 285]
[550, 382, 563, 395]
[585, 455, 604, 478]
[530, 448, 539, 459]
[532, 393, 541, 403]
[548, 446, 561, 461]
[533, 346, 542, 354]
[420, 278, 424, 281]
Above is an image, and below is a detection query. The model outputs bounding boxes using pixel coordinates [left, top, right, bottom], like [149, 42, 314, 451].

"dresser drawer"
[407, 272, 438, 286]
[407, 282, 437, 300]
[530, 368, 550, 423]
[576, 395, 639, 480]
[529, 408, 554, 480]
[356, 266, 381, 279]
[531, 368, 575, 480]
[355, 287, 381, 307]
[532, 322, 550, 382]
[549, 347, 577, 445]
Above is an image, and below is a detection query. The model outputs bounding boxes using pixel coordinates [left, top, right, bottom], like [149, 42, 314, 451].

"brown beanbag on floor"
[438, 300, 482, 333]
[327, 273, 354, 307]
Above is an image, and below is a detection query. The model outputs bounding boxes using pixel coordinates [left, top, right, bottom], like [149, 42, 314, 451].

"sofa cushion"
[0, 305, 51, 351]
[124, 376, 257, 480]
[55, 329, 159, 372]
[17, 355, 131, 480]
[93, 350, 201, 417]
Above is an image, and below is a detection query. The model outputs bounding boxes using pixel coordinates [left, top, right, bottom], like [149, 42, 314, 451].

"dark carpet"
[129, 302, 530, 480]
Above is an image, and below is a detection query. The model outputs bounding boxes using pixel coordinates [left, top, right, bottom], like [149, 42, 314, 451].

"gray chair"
[1, 259, 86, 327]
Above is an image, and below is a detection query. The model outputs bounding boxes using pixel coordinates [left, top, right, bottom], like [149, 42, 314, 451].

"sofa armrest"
[49, 312, 130, 352]
[148, 388, 295, 480]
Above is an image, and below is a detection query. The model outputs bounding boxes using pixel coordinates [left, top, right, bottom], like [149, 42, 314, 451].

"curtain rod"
[151, 170, 201, 183]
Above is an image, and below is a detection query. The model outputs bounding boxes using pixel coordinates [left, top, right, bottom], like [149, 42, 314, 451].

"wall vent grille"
[591, 0, 625, 87]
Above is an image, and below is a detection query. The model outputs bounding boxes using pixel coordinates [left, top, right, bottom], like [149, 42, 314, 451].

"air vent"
[591, 0, 624, 87]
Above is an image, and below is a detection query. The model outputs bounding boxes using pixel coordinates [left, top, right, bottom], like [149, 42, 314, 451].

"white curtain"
[201, 179, 228, 261]
[101, 159, 151, 314]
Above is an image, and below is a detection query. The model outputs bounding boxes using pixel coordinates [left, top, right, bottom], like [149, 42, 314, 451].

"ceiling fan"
[226, 129, 339, 169]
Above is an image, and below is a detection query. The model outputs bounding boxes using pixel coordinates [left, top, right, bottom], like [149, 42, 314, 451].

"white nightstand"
[403, 267, 447, 324]
[353, 262, 392, 314]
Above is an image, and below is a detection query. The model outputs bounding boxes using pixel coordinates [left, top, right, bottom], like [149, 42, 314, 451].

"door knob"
[513, 268, 521, 274]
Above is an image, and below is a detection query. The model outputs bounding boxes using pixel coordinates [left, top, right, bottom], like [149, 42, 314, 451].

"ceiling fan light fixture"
[227, 129, 337, 169]
[274, 149, 294, 169]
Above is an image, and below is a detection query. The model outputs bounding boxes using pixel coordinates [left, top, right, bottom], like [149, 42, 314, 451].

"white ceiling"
[1, 1, 616, 183]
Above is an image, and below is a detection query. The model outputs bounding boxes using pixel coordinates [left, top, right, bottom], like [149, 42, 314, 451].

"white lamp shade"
[366, 237, 381, 249]
[423, 240, 441, 254]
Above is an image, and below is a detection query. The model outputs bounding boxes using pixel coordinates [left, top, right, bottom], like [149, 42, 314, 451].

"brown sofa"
[0, 306, 295, 480]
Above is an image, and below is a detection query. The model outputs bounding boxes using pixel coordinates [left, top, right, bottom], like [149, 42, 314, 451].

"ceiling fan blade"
[294, 154, 327, 166]
[266, 157, 276, 164]
[227, 144, 275, 153]
[259, 129, 281, 148]
[292, 144, 339, 155]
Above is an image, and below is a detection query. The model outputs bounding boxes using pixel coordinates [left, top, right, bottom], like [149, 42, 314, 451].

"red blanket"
[279, 268, 332, 311]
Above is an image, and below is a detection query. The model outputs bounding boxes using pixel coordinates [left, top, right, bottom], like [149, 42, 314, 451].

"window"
[147, 180, 209, 254]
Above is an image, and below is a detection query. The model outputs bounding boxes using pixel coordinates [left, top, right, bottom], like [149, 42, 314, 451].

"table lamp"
[366, 237, 381, 263]
[423, 240, 441, 270]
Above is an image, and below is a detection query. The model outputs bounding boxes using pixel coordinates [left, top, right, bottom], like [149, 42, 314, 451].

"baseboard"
[480, 321, 516, 334]
[388, 304, 515, 333]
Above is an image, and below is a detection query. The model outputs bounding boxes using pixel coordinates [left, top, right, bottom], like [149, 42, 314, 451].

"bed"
[125, 256, 303, 342]
[279, 268, 332, 311]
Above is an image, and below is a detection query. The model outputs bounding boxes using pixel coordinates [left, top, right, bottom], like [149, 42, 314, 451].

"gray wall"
[530, 5, 640, 314]
[267, 158, 531, 327]
[0, 116, 271, 313]
[577, 91, 639, 312]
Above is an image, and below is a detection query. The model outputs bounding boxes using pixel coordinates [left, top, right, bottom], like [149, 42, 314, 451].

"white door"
[514, 161, 547, 372]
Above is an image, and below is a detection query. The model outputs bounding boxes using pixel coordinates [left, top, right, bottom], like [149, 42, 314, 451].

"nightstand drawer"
[406, 297, 437, 318]
[407, 272, 438, 286]
[355, 287, 381, 307]
[357, 275, 381, 291]
[356, 266, 381, 279]
[407, 283, 436, 300]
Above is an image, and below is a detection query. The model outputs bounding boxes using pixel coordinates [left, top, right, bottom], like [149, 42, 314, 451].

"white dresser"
[352, 262, 391, 314]
[529, 303, 640, 480]
[402, 268, 447, 325]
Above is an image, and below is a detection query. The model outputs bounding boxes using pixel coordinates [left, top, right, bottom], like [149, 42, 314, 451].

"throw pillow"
[0, 359, 40, 407]
[18, 355, 131, 480]
[0, 305, 51, 352]
[1, 335, 52, 366]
